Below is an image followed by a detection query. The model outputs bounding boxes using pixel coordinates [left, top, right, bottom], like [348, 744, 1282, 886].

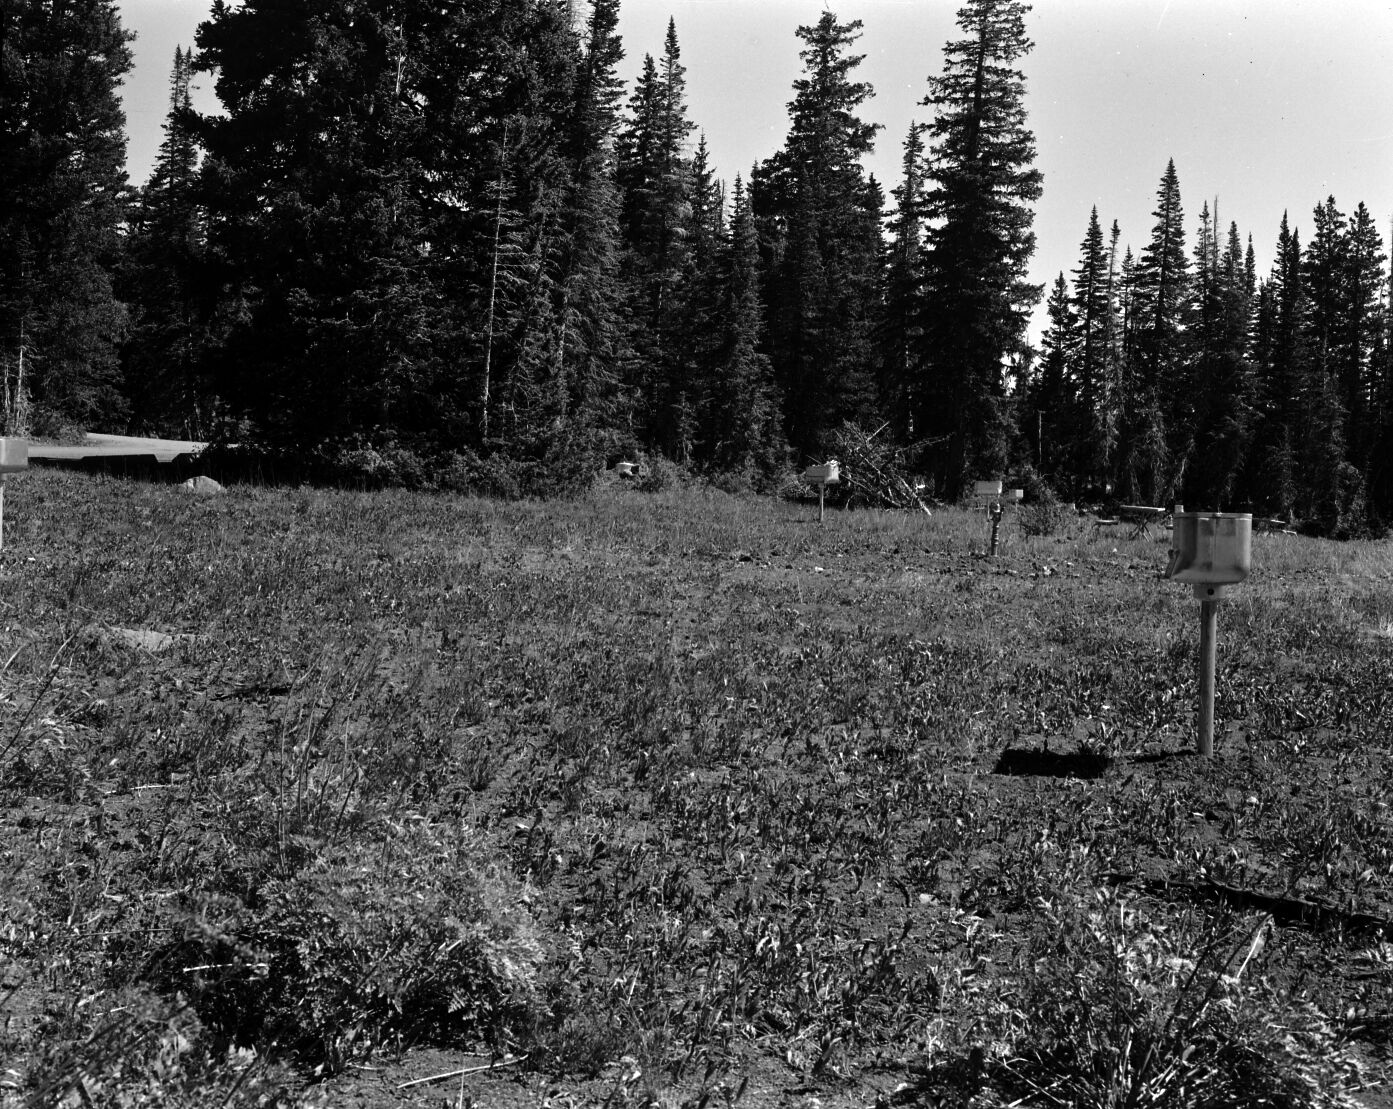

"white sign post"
[1164, 512, 1252, 756]
[0, 438, 30, 552]
[802, 460, 841, 523]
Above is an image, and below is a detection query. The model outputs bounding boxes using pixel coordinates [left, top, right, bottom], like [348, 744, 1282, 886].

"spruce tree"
[1369, 261, 1393, 522]
[1029, 273, 1075, 484]
[616, 20, 697, 452]
[1247, 214, 1307, 519]
[1, 0, 133, 433]
[918, 0, 1043, 493]
[1069, 207, 1117, 492]
[120, 47, 212, 436]
[881, 123, 927, 440]
[546, 0, 631, 442]
[1299, 197, 1353, 530]
[1187, 218, 1255, 507]
[705, 177, 784, 483]
[1120, 159, 1188, 501]
[672, 135, 726, 463]
[753, 11, 883, 456]
[1096, 219, 1126, 490]
[1342, 202, 1386, 475]
[190, 0, 579, 455]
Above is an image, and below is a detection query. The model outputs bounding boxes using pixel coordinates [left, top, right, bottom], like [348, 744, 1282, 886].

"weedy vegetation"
[0, 470, 1389, 1107]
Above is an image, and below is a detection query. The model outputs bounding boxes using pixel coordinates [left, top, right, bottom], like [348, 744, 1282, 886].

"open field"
[1, 469, 1390, 1107]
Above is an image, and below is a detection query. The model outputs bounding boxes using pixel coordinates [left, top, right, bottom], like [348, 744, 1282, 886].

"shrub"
[1003, 463, 1059, 505]
[774, 468, 811, 503]
[18, 987, 309, 1108]
[991, 889, 1372, 1108]
[635, 452, 691, 493]
[437, 447, 525, 499]
[438, 428, 638, 499]
[1018, 499, 1076, 537]
[177, 821, 546, 1072]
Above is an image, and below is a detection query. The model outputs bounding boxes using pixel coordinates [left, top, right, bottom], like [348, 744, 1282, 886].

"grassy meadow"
[0, 468, 1390, 1107]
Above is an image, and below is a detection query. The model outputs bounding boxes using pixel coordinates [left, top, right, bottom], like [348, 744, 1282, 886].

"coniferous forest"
[3, 0, 1392, 535]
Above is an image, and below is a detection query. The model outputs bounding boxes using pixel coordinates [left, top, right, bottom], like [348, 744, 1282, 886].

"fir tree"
[1029, 273, 1075, 484]
[1341, 202, 1386, 475]
[1369, 258, 1393, 522]
[120, 46, 213, 436]
[1, 0, 133, 433]
[1120, 159, 1188, 501]
[706, 178, 784, 482]
[1187, 218, 1255, 507]
[616, 19, 697, 452]
[1070, 207, 1117, 491]
[753, 11, 883, 456]
[546, 0, 631, 440]
[918, 0, 1043, 493]
[1096, 219, 1126, 489]
[671, 135, 726, 463]
[881, 123, 927, 440]
[1247, 214, 1307, 519]
[1299, 197, 1352, 531]
[190, 0, 579, 453]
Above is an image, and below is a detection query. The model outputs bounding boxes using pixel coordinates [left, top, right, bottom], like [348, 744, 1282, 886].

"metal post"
[818, 482, 825, 524]
[1198, 597, 1218, 756]
[988, 501, 1003, 556]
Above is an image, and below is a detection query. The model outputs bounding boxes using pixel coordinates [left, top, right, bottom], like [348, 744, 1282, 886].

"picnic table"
[1091, 504, 1168, 540]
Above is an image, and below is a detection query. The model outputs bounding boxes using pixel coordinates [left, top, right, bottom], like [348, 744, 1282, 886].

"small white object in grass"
[181, 475, 224, 494]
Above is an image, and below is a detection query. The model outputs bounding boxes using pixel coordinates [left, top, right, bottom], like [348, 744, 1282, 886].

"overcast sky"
[118, 0, 1393, 335]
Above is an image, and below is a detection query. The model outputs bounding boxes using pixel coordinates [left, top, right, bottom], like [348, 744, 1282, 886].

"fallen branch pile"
[828, 422, 935, 515]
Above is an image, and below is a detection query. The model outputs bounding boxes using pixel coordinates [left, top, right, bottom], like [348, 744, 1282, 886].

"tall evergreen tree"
[1069, 206, 1116, 491]
[1369, 257, 1393, 522]
[545, 0, 631, 440]
[1299, 197, 1354, 531]
[671, 135, 726, 462]
[752, 11, 883, 456]
[1119, 159, 1188, 501]
[1186, 217, 1255, 507]
[190, 0, 579, 453]
[1342, 202, 1386, 475]
[704, 177, 784, 482]
[1096, 218, 1126, 489]
[1247, 214, 1307, 518]
[120, 46, 213, 436]
[917, 0, 1043, 493]
[616, 19, 697, 452]
[1, 0, 133, 433]
[881, 122, 926, 440]
[1028, 273, 1075, 483]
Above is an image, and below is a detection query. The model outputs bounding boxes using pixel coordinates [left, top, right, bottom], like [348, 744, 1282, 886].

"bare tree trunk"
[2, 326, 31, 437]
[481, 170, 505, 442]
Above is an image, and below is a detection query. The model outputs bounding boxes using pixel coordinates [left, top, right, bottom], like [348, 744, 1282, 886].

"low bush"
[635, 452, 692, 493]
[18, 987, 308, 1108]
[992, 889, 1372, 1108]
[175, 821, 546, 1072]
[1018, 498, 1076, 537]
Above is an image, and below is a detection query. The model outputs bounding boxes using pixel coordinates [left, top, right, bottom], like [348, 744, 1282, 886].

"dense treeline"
[1027, 172, 1393, 537]
[2, 0, 1390, 533]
